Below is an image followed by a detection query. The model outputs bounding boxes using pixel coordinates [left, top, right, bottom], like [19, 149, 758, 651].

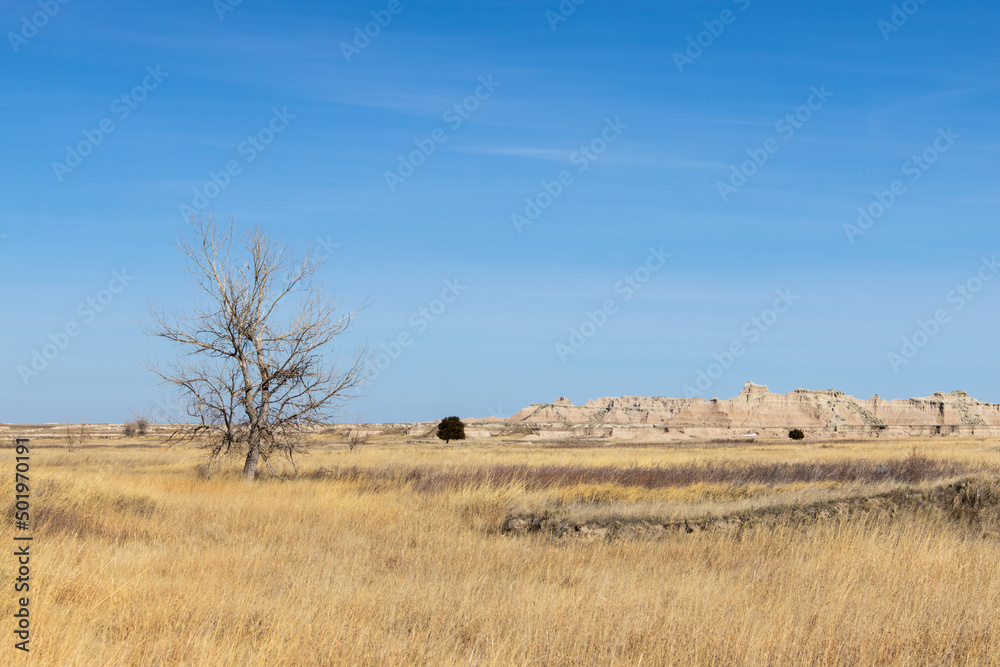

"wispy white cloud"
[458, 146, 572, 161]
[331, 91, 458, 119]
[456, 145, 729, 170]
[864, 87, 992, 137]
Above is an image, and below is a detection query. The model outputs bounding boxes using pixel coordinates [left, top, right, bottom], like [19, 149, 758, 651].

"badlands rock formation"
[492, 382, 1000, 440]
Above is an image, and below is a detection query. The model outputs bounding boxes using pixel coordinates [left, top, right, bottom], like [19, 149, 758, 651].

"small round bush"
[788, 428, 805, 440]
[437, 416, 466, 443]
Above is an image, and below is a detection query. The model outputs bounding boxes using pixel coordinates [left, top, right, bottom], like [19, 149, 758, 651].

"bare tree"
[144, 216, 369, 481]
[64, 418, 83, 452]
[347, 414, 369, 452]
[65, 419, 88, 451]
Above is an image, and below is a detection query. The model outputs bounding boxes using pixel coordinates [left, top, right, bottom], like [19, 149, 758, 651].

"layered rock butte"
[459, 382, 1000, 441]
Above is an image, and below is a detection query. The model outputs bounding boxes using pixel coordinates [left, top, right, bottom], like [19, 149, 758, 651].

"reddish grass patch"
[315, 454, 981, 493]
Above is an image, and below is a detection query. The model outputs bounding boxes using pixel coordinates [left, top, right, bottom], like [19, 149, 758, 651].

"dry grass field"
[5, 433, 1000, 665]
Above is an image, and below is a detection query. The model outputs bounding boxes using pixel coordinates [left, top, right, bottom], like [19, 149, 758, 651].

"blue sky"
[2, 0, 998, 424]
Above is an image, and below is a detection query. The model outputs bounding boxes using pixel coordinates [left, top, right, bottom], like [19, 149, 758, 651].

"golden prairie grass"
[4, 435, 1000, 665]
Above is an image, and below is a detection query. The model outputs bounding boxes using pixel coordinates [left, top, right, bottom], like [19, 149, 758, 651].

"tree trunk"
[242, 432, 260, 481]
[242, 449, 259, 480]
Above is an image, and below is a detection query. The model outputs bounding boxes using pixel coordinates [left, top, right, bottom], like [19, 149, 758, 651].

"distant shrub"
[347, 426, 368, 452]
[123, 416, 150, 439]
[437, 416, 466, 443]
[788, 429, 805, 440]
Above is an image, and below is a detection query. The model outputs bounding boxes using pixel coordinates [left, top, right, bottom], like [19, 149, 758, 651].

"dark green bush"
[437, 416, 466, 443]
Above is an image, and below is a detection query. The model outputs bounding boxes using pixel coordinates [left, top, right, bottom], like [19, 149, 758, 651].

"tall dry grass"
[3, 436, 999, 665]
